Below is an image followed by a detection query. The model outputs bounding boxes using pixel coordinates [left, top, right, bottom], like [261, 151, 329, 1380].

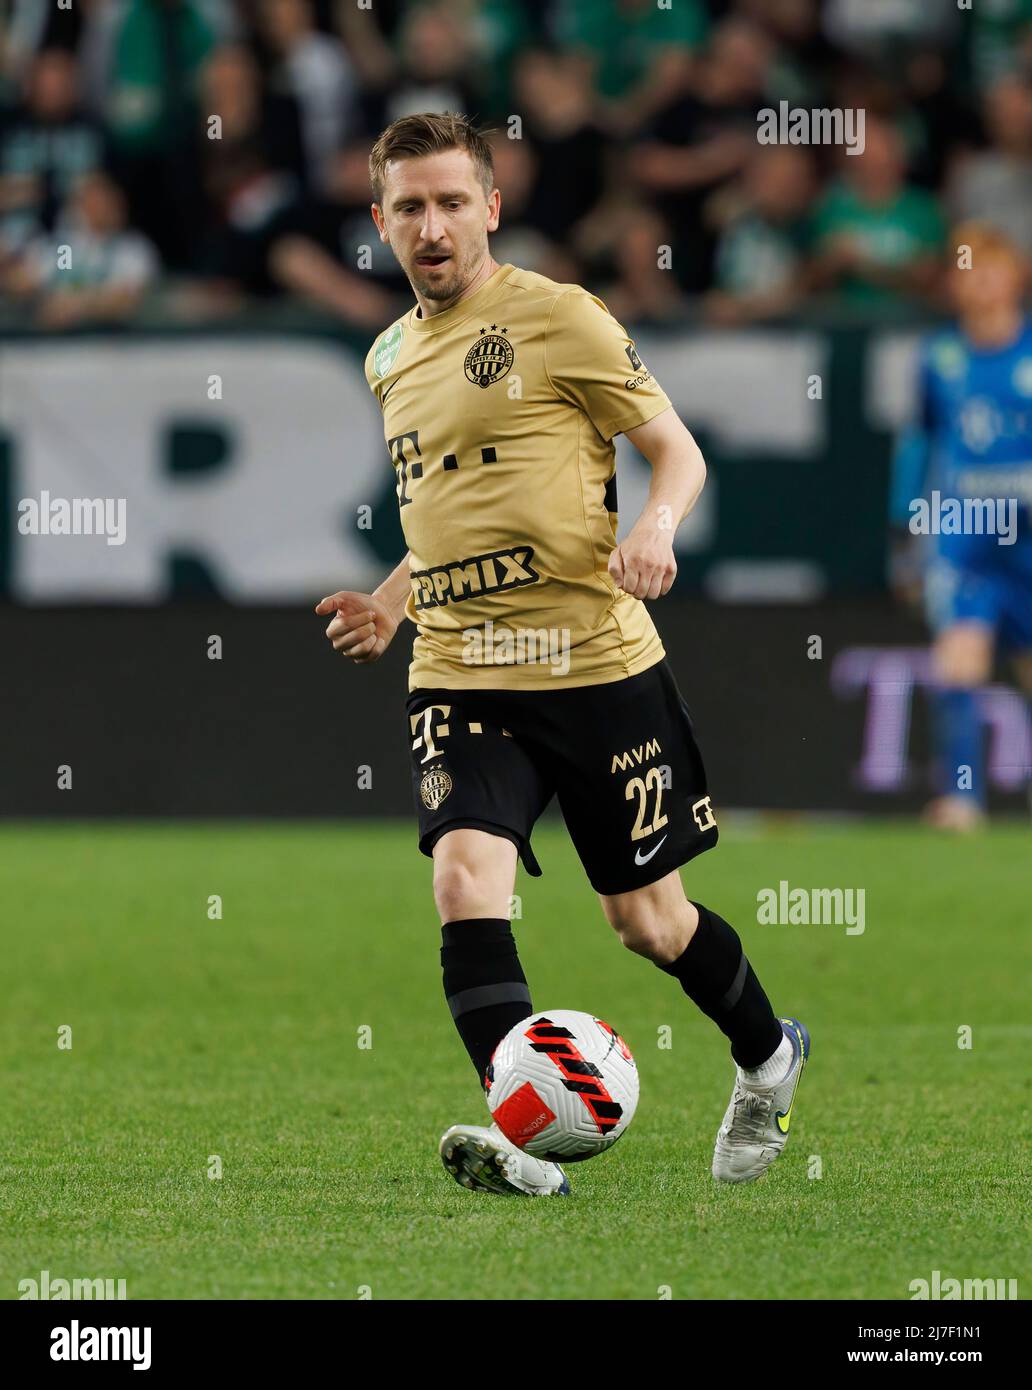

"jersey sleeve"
[544, 288, 672, 441]
[363, 339, 381, 402]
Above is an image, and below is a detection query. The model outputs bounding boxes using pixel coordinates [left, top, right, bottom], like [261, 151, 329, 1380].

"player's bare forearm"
[608, 408, 706, 601]
[373, 550, 413, 627]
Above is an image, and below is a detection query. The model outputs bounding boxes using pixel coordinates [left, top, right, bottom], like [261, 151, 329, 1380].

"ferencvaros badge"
[420, 765, 453, 810]
[464, 325, 514, 389]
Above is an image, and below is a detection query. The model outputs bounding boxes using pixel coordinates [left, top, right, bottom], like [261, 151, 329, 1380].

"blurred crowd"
[0, 0, 1029, 331]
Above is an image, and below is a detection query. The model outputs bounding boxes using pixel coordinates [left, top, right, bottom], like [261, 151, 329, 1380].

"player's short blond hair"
[952, 220, 1028, 277]
[369, 112, 495, 205]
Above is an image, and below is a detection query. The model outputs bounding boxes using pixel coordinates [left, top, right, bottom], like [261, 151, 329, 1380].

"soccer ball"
[485, 1010, 639, 1162]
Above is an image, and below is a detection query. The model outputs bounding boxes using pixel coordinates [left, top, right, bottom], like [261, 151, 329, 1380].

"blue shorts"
[925, 546, 1032, 650]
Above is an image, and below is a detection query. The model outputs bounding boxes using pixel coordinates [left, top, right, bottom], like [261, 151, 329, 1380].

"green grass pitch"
[1, 819, 1029, 1300]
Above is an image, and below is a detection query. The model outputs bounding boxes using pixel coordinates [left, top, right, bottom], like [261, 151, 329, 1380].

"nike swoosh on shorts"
[634, 835, 667, 866]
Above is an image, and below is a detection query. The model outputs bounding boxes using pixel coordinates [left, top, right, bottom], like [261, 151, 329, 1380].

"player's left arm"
[888, 341, 936, 603]
[611, 406, 706, 601]
[544, 288, 704, 601]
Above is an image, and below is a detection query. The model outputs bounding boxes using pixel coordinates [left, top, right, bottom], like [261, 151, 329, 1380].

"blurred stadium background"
[1, 0, 1030, 817]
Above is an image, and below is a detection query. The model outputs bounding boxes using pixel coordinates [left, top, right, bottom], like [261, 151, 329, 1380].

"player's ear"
[486, 188, 501, 233]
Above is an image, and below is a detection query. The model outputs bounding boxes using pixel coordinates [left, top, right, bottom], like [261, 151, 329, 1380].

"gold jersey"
[364, 262, 672, 690]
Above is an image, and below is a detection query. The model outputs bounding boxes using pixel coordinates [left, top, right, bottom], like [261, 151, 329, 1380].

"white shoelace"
[723, 1088, 773, 1144]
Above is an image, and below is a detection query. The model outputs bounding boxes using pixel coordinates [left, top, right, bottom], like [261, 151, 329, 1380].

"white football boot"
[712, 1017, 810, 1184]
[439, 1123, 571, 1196]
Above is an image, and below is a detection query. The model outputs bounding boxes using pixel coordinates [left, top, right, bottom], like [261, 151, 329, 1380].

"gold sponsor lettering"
[610, 737, 662, 774]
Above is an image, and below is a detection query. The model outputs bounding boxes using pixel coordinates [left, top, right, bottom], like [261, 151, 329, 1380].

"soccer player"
[891, 222, 1032, 829]
[316, 113, 809, 1194]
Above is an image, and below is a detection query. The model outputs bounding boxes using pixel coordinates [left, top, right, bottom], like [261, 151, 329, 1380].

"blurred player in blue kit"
[892, 223, 1032, 828]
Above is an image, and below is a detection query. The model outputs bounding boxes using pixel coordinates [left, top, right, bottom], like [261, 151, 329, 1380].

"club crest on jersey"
[420, 764, 453, 810]
[464, 326, 514, 388]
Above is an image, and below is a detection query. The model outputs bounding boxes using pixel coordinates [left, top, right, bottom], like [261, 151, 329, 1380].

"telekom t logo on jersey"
[387, 429, 503, 507]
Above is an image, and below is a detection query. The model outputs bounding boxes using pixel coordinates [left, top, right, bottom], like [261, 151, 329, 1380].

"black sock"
[658, 902, 782, 1068]
[441, 918, 533, 1086]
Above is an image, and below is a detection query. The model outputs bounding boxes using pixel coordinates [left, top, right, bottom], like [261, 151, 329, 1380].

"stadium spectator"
[809, 115, 946, 307]
[821, 0, 960, 61]
[628, 17, 773, 293]
[965, 0, 1032, 91]
[332, 0, 401, 96]
[2, 168, 158, 329]
[105, 0, 217, 153]
[510, 48, 608, 244]
[104, 0, 218, 269]
[485, 131, 580, 282]
[186, 136, 305, 304]
[458, 0, 544, 122]
[255, 0, 360, 193]
[0, 48, 105, 260]
[735, 0, 832, 106]
[196, 42, 306, 203]
[257, 139, 405, 326]
[382, 3, 482, 126]
[2, 0, 88, 85]
[0, 0, 1026, 324]
[588, 198, 687, 325]
[551, 0, 707, 137]
[703, 143, 817, 325]
[947, 75, 1032, 259]
[899, 47, 981, 192]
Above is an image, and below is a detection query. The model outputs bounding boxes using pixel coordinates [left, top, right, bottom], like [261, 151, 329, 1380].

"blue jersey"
[892, 320, 1032, 644]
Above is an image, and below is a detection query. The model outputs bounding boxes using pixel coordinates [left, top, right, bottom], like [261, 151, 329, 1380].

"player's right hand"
[314, 590, 398, 664]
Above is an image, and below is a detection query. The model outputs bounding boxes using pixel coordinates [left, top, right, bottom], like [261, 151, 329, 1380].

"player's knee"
[433, 858, 483, 921]
[934, 629, 992, 687]
[613, 915, 667, 959]
[432, 831, 515, 921]
[937, 653, 987, 688]
[601, 880, 697, 962]
[600, 899, 671, 960]
[431, 845, 514, 922]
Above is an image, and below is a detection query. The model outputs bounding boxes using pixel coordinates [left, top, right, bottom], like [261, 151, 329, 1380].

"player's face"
[950, 252, 1025, 318]
[374, 149, 500, 302]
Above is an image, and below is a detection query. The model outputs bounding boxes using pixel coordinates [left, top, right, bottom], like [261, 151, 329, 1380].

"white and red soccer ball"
[485, 1010, 639, 1161]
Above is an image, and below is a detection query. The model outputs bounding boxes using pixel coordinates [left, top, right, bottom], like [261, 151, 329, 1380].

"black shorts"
[405, 657, 718, 896]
